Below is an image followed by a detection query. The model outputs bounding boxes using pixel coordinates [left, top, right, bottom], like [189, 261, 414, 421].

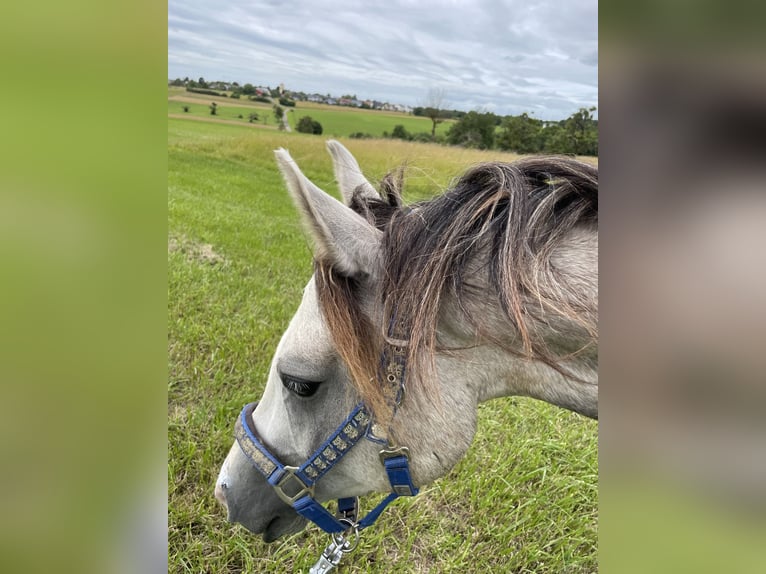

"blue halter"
[233, 345, 418, 534]
[234, 402, 417, 533]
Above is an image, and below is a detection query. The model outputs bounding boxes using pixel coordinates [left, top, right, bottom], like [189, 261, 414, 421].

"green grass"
[168, 86, 452, 138]
[168, 118, 598, 573]
[285, 103, 453, 139]
[168, 85, 279, 126]
[168, 99, 279, 127]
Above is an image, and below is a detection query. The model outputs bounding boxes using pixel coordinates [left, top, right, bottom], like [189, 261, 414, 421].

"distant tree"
[170, 78, 183, 86]
[242, 83, 256, 95]
[540, 123, 571, 154]
[186, 87, 223, 96]
[564, 106, 598, 156]
[278, 97, 296, 107]
[446, 111, 498, 149]
[422, 88, 447, 138]
[209, 102, 218, 115]
[273, 104, 285, 129]
[248, 112, 259, 123]
[538, 107, 598, 155]
[497, 113, 544, 154]
[182, 105, 189, 113]
[391, 124, 412, 140]
[198, 77, 208, 88]
[296, 115, 323, 134]
[296, 115, 312, 133]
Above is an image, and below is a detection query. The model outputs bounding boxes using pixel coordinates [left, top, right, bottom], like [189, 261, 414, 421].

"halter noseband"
[232, 344, 418, 537]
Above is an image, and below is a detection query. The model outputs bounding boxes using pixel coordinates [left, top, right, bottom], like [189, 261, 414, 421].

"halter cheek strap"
[234, 401, 418, 534]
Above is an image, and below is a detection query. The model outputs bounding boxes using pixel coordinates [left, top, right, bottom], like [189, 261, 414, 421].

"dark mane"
[316, 156, 598, 423]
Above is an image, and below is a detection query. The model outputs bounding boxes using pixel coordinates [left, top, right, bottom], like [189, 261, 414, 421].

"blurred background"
[600, 0, 766, 571]
[0, 2, 167, 573]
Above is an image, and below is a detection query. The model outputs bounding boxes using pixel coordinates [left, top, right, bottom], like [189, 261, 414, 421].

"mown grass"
[168, 118, 598, 573]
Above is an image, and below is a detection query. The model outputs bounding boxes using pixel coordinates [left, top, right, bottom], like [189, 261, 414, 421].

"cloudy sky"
[168, 0, 597, 120]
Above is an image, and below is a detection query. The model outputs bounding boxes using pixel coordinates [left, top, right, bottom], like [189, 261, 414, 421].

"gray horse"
[216, 141, 597, 544]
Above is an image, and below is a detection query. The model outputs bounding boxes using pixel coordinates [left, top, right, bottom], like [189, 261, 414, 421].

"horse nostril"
[214, 481, 228, 507]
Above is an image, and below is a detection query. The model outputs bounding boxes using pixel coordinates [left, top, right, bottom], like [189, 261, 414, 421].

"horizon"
[169, 77, 597, 122]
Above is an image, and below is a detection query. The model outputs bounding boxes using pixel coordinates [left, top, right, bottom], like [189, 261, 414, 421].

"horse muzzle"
[216, 443, 309, 542]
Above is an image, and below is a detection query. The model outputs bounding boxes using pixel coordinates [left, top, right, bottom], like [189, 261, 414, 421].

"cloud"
[168, 0, 597, 119]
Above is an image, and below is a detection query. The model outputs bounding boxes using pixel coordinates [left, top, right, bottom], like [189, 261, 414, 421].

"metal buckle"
[366, 422, 388, 444]
[379, 446, 416, 496]
[379, 446, 410, 465]
[273, 466, 314, 505]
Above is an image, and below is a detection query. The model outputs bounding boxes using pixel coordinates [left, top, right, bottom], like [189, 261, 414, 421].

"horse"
[215, 141, 597, 557]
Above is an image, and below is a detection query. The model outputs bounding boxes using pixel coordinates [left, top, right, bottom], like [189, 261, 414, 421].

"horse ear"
[325, 140, 380, 205]
[274, 148, 382, 276]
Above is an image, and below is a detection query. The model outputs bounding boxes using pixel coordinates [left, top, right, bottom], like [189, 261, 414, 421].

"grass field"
[169, 86, 452, 138]
[286, 102, 453, 138]
[168, 118, 598, 573]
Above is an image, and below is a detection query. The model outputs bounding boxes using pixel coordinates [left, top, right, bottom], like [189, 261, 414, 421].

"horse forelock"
[315, 156, 598, 423]
[347, 170, 404, 231]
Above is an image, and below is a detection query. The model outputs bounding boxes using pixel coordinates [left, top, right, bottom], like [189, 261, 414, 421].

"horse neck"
[432, 313, 598, 419]
[432, 225, 598, 418]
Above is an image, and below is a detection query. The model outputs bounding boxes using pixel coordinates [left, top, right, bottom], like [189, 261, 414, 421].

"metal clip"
[308, 526, 360, 574]
[309, 540, 348, 574]
[308, 538, 346, 574]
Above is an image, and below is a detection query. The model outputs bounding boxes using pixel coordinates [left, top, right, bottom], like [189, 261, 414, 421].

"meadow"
[168, 86, 452, 138]
[168, 118, 598, 573]
[285, 101, 453, 138]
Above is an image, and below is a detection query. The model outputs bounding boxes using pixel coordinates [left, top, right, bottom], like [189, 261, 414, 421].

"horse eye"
[280, 374, 321, 397]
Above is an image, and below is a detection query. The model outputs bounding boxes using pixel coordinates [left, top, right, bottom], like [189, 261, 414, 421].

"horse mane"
[315, 156, 598, 424]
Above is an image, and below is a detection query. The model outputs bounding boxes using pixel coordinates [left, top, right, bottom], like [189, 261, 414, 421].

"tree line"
[400, 107, 597, 156]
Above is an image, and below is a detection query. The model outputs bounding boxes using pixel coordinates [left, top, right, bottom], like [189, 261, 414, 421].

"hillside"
[168, 86, 452, 139]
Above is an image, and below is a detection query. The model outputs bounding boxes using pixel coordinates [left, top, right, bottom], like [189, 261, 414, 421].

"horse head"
[215, 141, 598, 542]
